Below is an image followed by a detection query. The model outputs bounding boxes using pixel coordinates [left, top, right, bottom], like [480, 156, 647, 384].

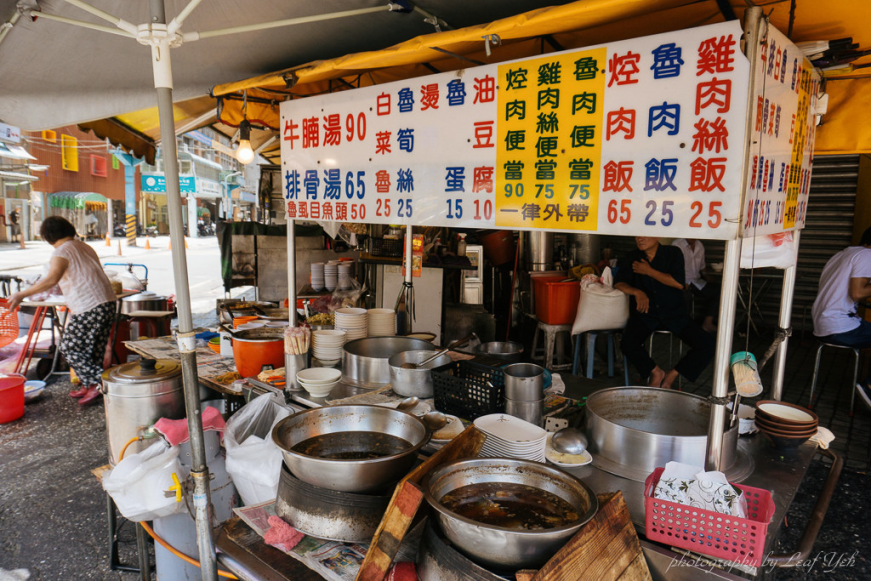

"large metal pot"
[120, 291, 168, 314]
[423, 458, 598, 570]
[388, 349, 452, 398]
[585, 387, 741, 482]
[272, 405, 429, 493]
[474, 341, 524, 363]
[342, 336, 434, 388]
[102, 358, 184, 464]
[228, 327, 285, 378]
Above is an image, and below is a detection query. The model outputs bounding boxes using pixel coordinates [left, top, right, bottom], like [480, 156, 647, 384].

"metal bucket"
[342, 336, 434, 388]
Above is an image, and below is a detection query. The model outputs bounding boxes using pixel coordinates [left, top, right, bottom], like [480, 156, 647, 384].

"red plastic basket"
[0, 299, 19, 349]
[532, 276, 580, 325]
[644, 467, 775, 567]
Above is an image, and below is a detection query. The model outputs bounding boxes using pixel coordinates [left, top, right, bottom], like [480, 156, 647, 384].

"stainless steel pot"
[423, 457, 598, 570]
[120, 292, 168, 314]
[102, 358, 184, 464]
[585, 387, 740, 482]
[502, 363, 544, 401]
[342, 336, 434, 388]
[474, 342, 524, 363]
[272, 404, 429, 493]
[388, 349, 452, 398]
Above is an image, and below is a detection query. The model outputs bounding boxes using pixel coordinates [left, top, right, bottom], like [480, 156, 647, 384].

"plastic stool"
[809, 341, 859, 415]
[573, 330, 631, 385]
[531, 320, 573, 371]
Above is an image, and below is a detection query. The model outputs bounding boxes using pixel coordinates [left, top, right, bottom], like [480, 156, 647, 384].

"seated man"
[615, 236, 715, 389]
[812, 227, 871, 409]
[672, 238, 720, 333]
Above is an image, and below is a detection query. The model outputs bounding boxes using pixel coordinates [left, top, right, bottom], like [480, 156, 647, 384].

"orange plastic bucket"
[233, 316, 259, 328]
[0, 374, 26, 423]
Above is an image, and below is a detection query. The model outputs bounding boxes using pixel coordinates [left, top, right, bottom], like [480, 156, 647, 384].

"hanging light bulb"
[235, 119, 255, 165]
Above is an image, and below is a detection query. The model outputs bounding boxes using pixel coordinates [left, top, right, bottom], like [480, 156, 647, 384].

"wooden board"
[217, 517, 323, 581]
[356, 425, 487, 581]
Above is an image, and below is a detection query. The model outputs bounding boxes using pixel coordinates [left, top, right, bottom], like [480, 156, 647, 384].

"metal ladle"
[422, 411, 448, 431]
[395, 396, 420, 412]
[400, 333, 476, 369]
[551, 427, 588, 455]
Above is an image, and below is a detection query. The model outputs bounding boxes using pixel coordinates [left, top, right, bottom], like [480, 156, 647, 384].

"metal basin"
[388, 350, 452, 398]
[585, 387, 739, 482]
[423, 458, 598, 570]
[474, 341, 524, 363]
[272, 405, 429, 493]
[343, 336, 434, 388]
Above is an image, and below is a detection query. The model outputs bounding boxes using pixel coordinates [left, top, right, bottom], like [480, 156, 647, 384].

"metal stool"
[809, 341, 859, 415]
[572, 330, 630, 384]
[531, 320, 573, 371]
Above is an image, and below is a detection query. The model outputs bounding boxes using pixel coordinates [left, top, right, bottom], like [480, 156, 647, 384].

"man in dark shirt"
[615, 236, 715, 389]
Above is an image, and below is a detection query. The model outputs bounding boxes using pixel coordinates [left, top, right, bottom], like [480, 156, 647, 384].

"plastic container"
[0, 374, 26, 423]
[532, 276, 581, 325]
[0, 298, 18, 349]
[479, 230, 516, 266]
[370, 238, 404, 258]
[432, 360, 505, 420]
[644, 467, 775, 567]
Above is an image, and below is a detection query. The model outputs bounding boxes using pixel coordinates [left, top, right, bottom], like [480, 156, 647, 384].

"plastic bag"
[102, 441, 184, 522]
[329, 276, 364, 311]
[571, 267, 630, 336]
[224, 393, 292, 505]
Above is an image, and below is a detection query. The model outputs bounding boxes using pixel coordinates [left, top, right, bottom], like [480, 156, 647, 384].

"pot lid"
[105, 358, 181, 383]
[123, 292, 166, 301]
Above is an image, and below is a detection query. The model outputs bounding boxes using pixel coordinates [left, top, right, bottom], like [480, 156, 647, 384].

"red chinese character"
[322, 202, 334, 220]
[473, 75, 496, 104]
[762, 159, 769, 192]
[283, 119, 299, 149]
[768, 103, 775, 135]
[420, 83, 440, 110]
[309, 201, 321, 219]
[323, 114, 341, 146]
[750, 155, 758, 189]
[376, 131, 392, 155]
[691, 117, 729, 154]
[755, 96, 764, 132]
[695, 78, 731, 115]
[287, 201, 297, 218]
[774, 47, 782, 80]
[697, 35, 736, 75]
[689, 158, 727, 192]
[473, 121, 495, 148]
[606, 108, 635, 140]
[335, 203, 348, 221]
[375, 170, 391, 193]
[377, 92, 391, 116]
[297, 202, 308, 219]
[302, 116, 320, 149]
[602, 161, 633, 192]
[472, 166, 495, 193]
[607, 51, 640, 87]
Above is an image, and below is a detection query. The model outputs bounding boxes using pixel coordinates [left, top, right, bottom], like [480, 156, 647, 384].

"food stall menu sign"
[741, 25, 819, 238]
[280, 21, 749, 240]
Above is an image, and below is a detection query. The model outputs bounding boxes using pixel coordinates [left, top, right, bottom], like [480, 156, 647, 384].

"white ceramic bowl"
[300, 381, 338, 396]
[297, 367, 342, 385]
[24, 380, 46, 402]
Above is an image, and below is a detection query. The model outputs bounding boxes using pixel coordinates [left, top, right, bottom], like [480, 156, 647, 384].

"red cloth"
[263, 515, 305, 552]
[386, 562, 417, 581]
[153, 406, 225, 446]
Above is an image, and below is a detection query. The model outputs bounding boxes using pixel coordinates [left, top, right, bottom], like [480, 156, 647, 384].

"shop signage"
[186, 130, 213, 147]
[141, 174, 196, 193]
[741, 25, 818, 237]
[197, 178, 222, 198]
[280, 21, 750, 239]
[0, 122, 21, 143]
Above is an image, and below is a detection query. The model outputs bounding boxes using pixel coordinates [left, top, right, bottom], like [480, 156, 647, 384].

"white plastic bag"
[224, 393, 292, 505]
[571, 267, 630, 336]
[102, 441, 184, 522]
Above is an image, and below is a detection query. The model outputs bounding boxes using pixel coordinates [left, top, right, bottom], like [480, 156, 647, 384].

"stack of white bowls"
[311, 263, 325, 291]
[296, 367, 342, 397]
[324, 262, 338, 291]
[312, 329, 346, 366]
[338, 262, 354, 290]
[474, 414, 547, 462]
[335, 307, 368, 341]
[367, 308, 396, 337]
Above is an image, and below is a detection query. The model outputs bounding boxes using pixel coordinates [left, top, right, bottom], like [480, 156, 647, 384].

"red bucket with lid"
[0, 374, 26, 423]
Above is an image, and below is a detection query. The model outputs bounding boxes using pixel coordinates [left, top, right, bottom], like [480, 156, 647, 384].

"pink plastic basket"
[644, 467, 775, 567]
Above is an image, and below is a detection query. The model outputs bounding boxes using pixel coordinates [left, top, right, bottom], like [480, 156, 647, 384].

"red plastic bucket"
[0, 374, 26, 423]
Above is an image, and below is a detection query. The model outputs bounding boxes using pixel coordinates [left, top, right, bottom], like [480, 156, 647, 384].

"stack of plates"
[324, 262, 338, 291]
[474, 414, 547, 462]
[296, 367, 342, 397]
[367, 308, 396, 337]
[338, 262, 354, 290]
[311, 263, 325, 291]
[335, 308, 368, 341]
[312, 329, 346, 366]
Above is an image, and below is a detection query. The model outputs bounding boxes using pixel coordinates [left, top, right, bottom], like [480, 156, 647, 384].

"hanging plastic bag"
[571, 267, 630, 336]
[224, 392, 292, 505]
[102, 441, 184, 522]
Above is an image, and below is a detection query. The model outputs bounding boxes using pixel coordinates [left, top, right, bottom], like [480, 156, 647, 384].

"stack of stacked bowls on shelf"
[753, 400, 819, 449]
[367, 308, 396, 337]
[295, 367, 342, 397]
[502, 363, 545, 427]
[312, 330, 346, 367]
[324, 262, 338, 291]
[474, 413, 547, 462]
[338, 262, 354, 290]
[310, 263, 325, 291]
[334, 308, 368, 342]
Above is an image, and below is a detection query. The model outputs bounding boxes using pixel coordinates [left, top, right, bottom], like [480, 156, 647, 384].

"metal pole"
[705, 5, 763, 471]
[771, 230, 800, 400]
[287, 218, 297, 326]
[404, 226, 413, 285]
[148, 1, 217, 579]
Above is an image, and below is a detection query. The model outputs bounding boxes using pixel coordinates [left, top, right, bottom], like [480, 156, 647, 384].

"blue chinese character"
[650, 43, 684, 79]
[304, 170, 320, 199]
[397, 128, 415, 152]
[445, 167, 465, 192]
[398, 88, 415, 113]
[648, 102, 681, 136]
[643, 158, 678, 191]
[397, 168, 414, 193]
[447, 79, 466, 106]
[284, 169, 300, 200]
[324, 169, 341, 200]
